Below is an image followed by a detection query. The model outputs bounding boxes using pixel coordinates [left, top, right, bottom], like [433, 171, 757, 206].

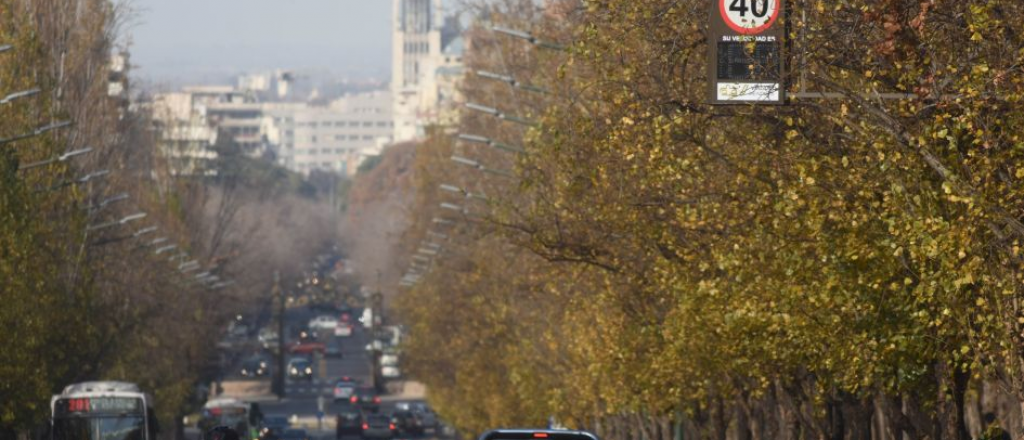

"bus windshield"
[52, 415, 145, 440]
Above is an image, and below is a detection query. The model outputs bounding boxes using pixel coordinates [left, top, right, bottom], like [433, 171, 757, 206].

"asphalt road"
[195, 304, 439, 440]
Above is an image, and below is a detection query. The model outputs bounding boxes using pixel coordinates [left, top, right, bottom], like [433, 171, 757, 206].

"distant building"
[152, 85, 393, 177]
[264, 91, 394, 175]
[392, 0, 465, 142]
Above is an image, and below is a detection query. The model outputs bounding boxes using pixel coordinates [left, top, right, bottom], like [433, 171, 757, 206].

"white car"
[308, 315, 338, 330]
[334, 324, 353, 337]
[381, 365, 401, 379]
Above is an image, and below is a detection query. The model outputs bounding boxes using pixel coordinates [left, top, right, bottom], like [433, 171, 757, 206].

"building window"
[376, 121, 388, 127]
[362, 135, 374, 140]
[363, 121, 373, 127]
[335, 135, 344, 141]
[349, 121, 360, 127]
[311, 135, 318, 143]
[349, 135, 359, 141]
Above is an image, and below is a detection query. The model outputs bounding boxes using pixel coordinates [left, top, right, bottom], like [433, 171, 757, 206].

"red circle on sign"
[720, 0, 781, 35]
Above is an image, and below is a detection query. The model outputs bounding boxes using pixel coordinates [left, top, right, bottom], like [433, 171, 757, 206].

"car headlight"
[241, 369, 248, 375]
[305, 367, 312, 374]
[290, 367, 298, 374]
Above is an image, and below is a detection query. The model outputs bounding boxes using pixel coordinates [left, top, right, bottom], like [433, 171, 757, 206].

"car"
[395, 402, 437, 431]
[380, 354, 400, 379]
[309, 315, 339, 330]
[280, 429, 310, 440]
[333, 377, 359, 400]
[287, 358, 313, 381]
[288, 340, 325, 355]
[296, 327, 319, 341]
[240, 356, 269, 377]
[258, 328, 279, 348]
[335, 406, 363, 437]
[348, 387, 381, 412]
[391, 410, 425, 436]
[360, 414, 396, 440]
[334, 323, 354, 337]
[259, 416, 289, 440]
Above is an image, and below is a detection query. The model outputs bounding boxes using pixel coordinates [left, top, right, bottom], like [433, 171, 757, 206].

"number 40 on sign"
[721, 0, 780, 35]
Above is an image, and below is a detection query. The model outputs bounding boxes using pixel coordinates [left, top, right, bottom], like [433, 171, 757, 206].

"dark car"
[391, 410, 424, 436]
[280, 429, 310, 440]
[348, 387, 381, 413]
[287, 358, 314, 381]
[360, 414, 396, 440]
[240, 356, 269, 377]
[259, 415, 289, 439]
[335, 406, 363, 438]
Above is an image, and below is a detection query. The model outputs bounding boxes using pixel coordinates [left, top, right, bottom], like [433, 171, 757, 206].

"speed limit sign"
[720, 0, 780, 35]
[708, 0, 786, 104]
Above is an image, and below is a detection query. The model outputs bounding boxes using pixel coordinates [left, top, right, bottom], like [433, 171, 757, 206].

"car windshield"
[53, 416, 145, 440]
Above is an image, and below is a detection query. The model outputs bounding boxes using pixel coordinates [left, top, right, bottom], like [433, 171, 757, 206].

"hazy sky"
[126, 0, 392, 85]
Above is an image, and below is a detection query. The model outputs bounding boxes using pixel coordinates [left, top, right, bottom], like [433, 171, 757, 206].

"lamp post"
[87, 212, 146, 232]
[476, 70, 549, 95]
[18, 147, 93, 171]
[450, 155, 515, 178]
[0, 120, 72, 146]
[465, 102, 537, 127]
[457, 133, 525, 154]
[0, 88, 40, 105]
[440, 183, 489, 201]
[492, 26, 566, 51]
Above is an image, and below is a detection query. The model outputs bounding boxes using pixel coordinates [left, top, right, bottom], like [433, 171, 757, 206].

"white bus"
[51, 381, 158, 440]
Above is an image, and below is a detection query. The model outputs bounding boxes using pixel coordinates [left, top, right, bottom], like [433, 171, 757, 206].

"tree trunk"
[828, 398, 844, 440]
[713, 398, 727, 440]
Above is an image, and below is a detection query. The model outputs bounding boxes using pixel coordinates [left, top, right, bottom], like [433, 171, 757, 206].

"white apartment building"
[263, 91, 394, 176]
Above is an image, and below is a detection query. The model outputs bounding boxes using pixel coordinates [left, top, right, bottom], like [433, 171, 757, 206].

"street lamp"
[439, 202, 467, 214]
[0, 120, 72, 146]
[440, 183, 489, 201]
[154, 244, 177, 255]
[465, 102, 537, 127]
[87, 212, 146, 232]
[450, 155, 515, 178]
[426, 231, 449, 240]
[211, 280, 236, 289]
[457, 133, 525, 154]
[0, 88, 41, 105]
[86, 193, 129, 212]
[18, 147, 93, 171]
[476, 70, 549, 95]
[133, 226, 158, 238]
[430, 216, 454, 227]
[492, 26, 566, 51]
